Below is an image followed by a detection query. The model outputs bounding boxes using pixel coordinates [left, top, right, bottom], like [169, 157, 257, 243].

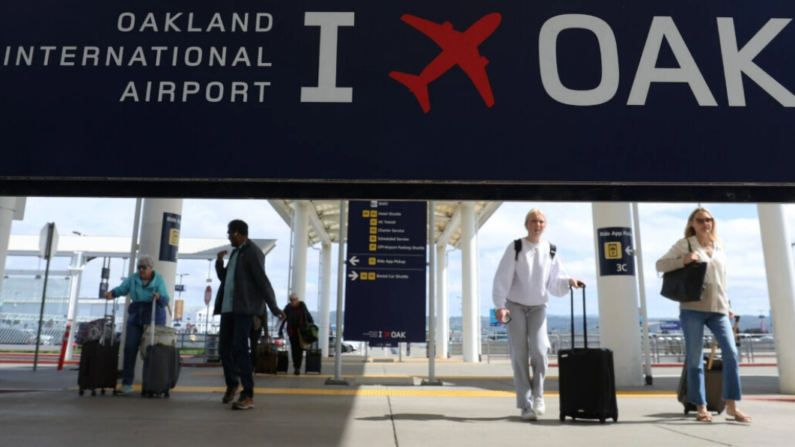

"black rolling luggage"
[558, 284, 618, 423]
[78, 340, 119, 396]
[276, 348, 289, 373]
[305, 342, 322, 374]
[78, 296, 118, 396]
[141, 301, 181, 398]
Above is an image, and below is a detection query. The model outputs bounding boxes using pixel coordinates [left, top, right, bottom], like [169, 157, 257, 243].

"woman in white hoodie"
[493, 208, 583, 421]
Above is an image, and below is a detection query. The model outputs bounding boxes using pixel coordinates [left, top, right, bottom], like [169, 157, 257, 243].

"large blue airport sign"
[2, 1, 795, 189]
[343, 201, 427, 344]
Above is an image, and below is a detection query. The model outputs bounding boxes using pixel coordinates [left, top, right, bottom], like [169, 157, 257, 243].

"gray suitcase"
[141, 299, 181, 398]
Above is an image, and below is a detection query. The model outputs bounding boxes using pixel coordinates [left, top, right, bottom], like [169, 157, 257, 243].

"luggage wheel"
[100, 389, 106, 395]
[599, 417, 606, 424]
[91, 390, 97, 396]
[559, 413, 565, 422]
[164, 392, 170, 398]
[79, 389, 85, 396]
[612, 416, 618, 422]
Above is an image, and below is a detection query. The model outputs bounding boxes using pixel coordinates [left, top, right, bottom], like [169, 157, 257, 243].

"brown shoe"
[232, 396, 255, 410]
[222, 385, 241, 404]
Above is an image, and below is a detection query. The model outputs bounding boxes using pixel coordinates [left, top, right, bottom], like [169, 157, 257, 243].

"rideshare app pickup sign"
[597, 227, 635, 276]
[344, 201, 427, 344]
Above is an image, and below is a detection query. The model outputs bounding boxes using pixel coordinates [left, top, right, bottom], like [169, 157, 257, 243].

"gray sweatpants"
[505, 300, 549, 409]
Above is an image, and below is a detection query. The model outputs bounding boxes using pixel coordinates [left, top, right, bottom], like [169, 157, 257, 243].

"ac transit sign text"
[2, 1, 795, 185]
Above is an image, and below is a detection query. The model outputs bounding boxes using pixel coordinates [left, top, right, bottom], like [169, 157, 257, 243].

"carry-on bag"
[558, 284, 618, 423]
[141, 299, 181, 398]
[276, 346, 289, 373]
[304, 342, 322, 374]
[677, 316, 739, 414]
[78, 296, 119, 396]
[255, 342, 278, 374]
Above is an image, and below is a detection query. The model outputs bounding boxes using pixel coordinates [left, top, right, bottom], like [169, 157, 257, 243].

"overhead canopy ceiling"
[268, 200, 501, 248]
[6, 236, 276, 260]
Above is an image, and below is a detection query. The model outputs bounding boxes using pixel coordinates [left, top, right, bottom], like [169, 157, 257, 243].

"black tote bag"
[660, 240, 708, 303]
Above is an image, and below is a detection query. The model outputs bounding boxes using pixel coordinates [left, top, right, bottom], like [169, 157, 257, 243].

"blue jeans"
[122, 322, 144, 386]
[680, 309, 742, 405]
[220, 313, 255, 398]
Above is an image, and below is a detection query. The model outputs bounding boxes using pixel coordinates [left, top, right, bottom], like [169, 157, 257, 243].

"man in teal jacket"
[104, 254, 170, 394]
[215, 219, 284, 410]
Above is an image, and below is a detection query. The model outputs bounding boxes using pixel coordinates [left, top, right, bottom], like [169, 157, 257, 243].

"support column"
[592, 202, 643, 387]
[436, 244, 449, 359]
[291, 201, 309, 301]
[461, 202, 479, 363]
[319, 242, 332, 356]
[64, 253, 85, 361]
[0, 197, 19, 299]
[757, 204, 795, 394]
[130, 199, 182, 383]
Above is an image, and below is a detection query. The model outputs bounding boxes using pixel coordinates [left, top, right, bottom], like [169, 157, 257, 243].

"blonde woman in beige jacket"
[656, 207, 750, 423]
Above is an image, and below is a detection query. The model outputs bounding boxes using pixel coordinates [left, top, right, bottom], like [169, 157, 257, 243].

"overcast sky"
[4, 198, 792, 322]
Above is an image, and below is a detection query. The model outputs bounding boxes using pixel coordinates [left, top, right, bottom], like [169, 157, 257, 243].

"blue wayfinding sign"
[597, 227, 635, 276]
[3, 1, 795, 186]
[343, 201, 427, 344]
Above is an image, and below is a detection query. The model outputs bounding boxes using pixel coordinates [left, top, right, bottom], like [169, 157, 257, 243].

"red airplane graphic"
[389, 13, 502, 113]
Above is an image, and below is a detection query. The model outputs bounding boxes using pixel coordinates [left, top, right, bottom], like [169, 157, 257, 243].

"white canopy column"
[436, 244, 449, 359]
[319, 242, 332, 356]
[291, 201, 310, 301]
[461, 202, 479, 363]
[757, 204, 795, 394]
[0, 197, 24, 298]
[591, 202, 643, 387]
[63, 252, 85, 361]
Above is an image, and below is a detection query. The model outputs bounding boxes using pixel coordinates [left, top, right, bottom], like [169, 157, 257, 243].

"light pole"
[175, 273, 189, 329]
[176, 273, 189, 299]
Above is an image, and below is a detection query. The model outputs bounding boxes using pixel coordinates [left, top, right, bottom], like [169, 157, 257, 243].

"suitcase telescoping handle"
[569, 282, 587, 349]
[100, 292, 117, 347]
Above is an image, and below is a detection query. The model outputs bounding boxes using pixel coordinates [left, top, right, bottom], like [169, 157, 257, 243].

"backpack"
[514, 239, 556, 261]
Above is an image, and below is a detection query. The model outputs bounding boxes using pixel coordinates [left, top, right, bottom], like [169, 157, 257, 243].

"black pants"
[289, 334, 304, 370]
[219, 314, 255, 398]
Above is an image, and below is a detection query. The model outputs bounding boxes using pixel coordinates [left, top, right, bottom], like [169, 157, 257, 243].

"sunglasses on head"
[137, 265, 150, 270]
[694, 217, 714, 224]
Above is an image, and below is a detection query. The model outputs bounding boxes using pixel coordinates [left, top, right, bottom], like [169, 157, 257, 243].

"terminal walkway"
[1, 357, 792, 447]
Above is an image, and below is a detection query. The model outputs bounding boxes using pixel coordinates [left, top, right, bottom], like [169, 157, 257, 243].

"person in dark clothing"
[215, 219, 285, 410]
[278, 293, 314, 375]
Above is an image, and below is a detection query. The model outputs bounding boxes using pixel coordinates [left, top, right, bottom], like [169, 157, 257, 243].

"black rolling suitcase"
[141, 301, 181, 398]
[305, 342, 322, 374]
[78, 296, 118, 396]
[558, 284, 618, 423]
[276, 348, 289, 373]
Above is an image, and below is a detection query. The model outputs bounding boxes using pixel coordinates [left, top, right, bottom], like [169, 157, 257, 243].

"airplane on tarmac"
[389, 13, 502, 113]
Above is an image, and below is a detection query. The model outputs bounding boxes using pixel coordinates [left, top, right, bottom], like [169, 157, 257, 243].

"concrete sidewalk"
[0, 358, 791, 447]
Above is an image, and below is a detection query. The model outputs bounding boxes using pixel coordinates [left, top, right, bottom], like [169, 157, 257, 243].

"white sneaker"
[533, 397, 546, 416]
[521, 407, 537, 421]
